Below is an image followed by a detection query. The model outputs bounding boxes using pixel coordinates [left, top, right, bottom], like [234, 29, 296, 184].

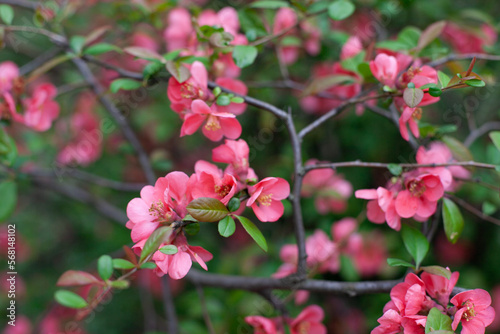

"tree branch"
[445, 194, 500, 226]
[464, 121, 500, 147]
[427, 53, 500, 67]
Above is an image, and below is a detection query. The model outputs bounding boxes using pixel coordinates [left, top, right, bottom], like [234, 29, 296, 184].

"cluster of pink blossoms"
[373, 272, 495, 334]
[301, 159, 353, 214]
[274, 218, 387, 304]
[126, 139, 290, 279]
[356, 142, 469, 230]
[245, 304, 327, 334]
[0, 61, 59, 132]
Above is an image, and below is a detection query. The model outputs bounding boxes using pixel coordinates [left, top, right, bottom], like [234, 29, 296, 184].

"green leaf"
[163, 49, 182, 61]
[403, 87, 424, 108]
[159, 245, 178, 255]
[428, 87, 442, 97]
[415, 21, 446, 52]
[0, 128, 17, 166]
[218, 216, 236, 237]
[421, 266, 452, 280]
[110, 78, 142, 93]
[232, 45, 258, 69]
[112, 259, 136, 270]
[186, 197, 229, 222]
[488, 131, 500, 152]
[231, 97, 245, 104]
[124, 46, 164, 62]
[340, 50, 366, 73]
[387, 258, 415, 268]
[249, 1, 290, 9]
[139, 226, 174, 263]
[165, 60, 191, 83]
[425, 308, 453, 333]
[216, 95, 231, 106]
[184, 222, 200, 235]
[0, 5, 14, 25]
[397, 26, 421, 49]
[213, 86, 222, 96]
[227, 198, 241, 212]
[401, 225, 429, 269]
[339, 255, 360, 281]
[328, 0, 355, 21]
[97, 255, 113, 281]
[140, 262, 157, 269]
[83, 43, 122, 56]
[110, 280, 130, 289]
[464, 79, 486, 87]
[437, 71, 451, 88]
[442, 198, 464, 244]
[56, 270, 101, 286]
[143, 61, 164, 81]
[442, 135, 473, 162]
[54, 290, 88, 309]
[69, 35, 86, 54]
[375, 40, 409, 51]
[482, 201, 497, 216]
[387, 164, 402, 176]
[236, 216, 268, 252]
[0, 180, 17, 222]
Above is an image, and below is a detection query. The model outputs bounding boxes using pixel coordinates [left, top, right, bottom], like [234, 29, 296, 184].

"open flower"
[247, 177, 290, 222]
[451, 289, 495, 334]
[180, 99, 242, 141]
[289, 305, 327, 334]
[167, 61, 209, 115]
[191, 160, 238, 205]
[23, 83, 60, 131]
[395, 173, 444, 219]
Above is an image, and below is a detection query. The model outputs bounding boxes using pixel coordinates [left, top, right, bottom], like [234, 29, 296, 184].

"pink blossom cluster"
[167, 60, 246, 142]
[369, 51, 440, 141]
[126, 139, 290, 279]
[442, 22, 497, 54]
[0, 61, 59, 132]
[356, 142, 468, 231]
[57, 92, 103, 167]
[301, 159, 353, 214]
[373, 272, 495, 334]
[274, 218, 387, 304]
[245, 304, 327, 334]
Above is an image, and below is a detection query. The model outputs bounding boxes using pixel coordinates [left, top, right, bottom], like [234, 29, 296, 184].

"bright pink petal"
[395, 190, 419, 218]
[252, 200, 284, 222]
[168, 251, 192, 279]
[180, 113, 205, 136]
[355, 189, 378, 200]
[219, 117, 242, 139]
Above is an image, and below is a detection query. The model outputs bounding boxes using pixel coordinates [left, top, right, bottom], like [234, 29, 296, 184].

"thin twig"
[445, 194, 500, 226]
[1, 25, 67, 46]
[464, 121, 500, 147]
[195, 284, 216, 334]
[20, 47, 63, 76]
[427, 53, 500, 67]
[161, 277, 179, 334]
[0, 0, 38, 10]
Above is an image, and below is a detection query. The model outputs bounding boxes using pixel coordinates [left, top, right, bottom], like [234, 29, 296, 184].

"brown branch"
[445, 194, 500, 226]
[464, 121, 500, 147]
[427, 53, 500, 67]
[0, 0, 38, 9]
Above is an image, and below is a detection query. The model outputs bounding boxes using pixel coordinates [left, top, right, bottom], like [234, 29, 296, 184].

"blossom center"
[297, 322, 310, 334]
[258, 194, 273, 206]
[205, 115, 221, 131]
[412, 108, 422, 120]
[408, 180, 426, 197]
[461, 300, 477, 321]
[215, 184, 231, 198]
[149, 201, 173, 224]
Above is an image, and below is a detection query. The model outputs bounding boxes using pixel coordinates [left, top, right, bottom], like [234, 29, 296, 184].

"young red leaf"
[57, 270, 101, 287]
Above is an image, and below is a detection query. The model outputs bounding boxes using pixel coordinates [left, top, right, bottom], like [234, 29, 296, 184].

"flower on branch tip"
[23, 83, 60, 132]
[191, 160, 238, 205]
[167, 61, 209, 115]
[395, 173, 444, 219]
[247, 177, 290, 222]
[451, 289, 495, 334]
[180, 99, 242, 142]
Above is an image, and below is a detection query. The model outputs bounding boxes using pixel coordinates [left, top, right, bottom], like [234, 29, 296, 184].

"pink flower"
[152, 233, 213, 279]
[164, 8, 193, 52]
[398, 106, 421, 141]
[3, 315, 32, 334]
[421, 270, 459, 307]
[163, 171, 194, 219]
[289, 305, 327, 334]
[370, 53, 398, 87]
[245, 315, 283, 334]
[273, 8, 299, 65]
[301, 20, 321, 56]
[341, 36, 363, 60]
[126, 178, 174, 243]
[0, 61, 19, 93]
[180, 99, 242, 141]
[395, 173, 444, 219]
[23, 83, 59, 131]
[451, 289, 495, 334]
[302, 160, 353, 214]
[355, 187, 401, 231]
[212, 139, 257, 183]
[416, 142, 470, 192]
[191, 160, 238, 205]
[376, 49, 413, 74]
[167, 61, 209, 114]
[443, 22, 497, 54]
[247, 177, 290, 222]
[214, 77, 248, 115]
